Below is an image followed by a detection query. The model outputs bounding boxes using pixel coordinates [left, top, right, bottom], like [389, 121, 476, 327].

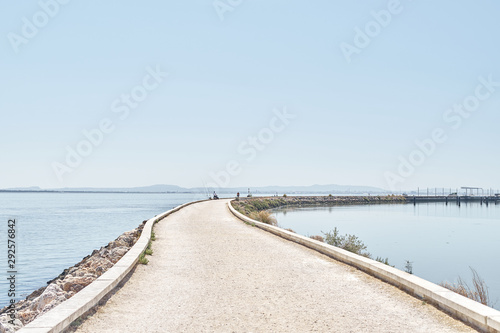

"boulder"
[62, 275, 95, 293]
[17, 309, 36, 324]
[0, 222, 143, 328]
[109, 247, 129, 263]
[0, 317, 23, 332]
[39, 295, 67, 315]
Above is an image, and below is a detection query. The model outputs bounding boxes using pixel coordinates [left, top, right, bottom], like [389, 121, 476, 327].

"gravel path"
[76, 199, 476, 332]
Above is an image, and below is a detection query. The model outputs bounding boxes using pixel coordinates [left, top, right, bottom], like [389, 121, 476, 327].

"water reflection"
[273, 202, 500, 309]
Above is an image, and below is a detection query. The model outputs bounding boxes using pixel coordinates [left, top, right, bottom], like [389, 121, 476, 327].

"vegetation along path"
[76, 199, 475, 332]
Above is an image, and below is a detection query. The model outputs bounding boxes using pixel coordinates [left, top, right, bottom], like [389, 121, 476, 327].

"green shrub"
[138, 253, 149, 265]
[404, 260, 413, 274]
[145, 241, 153, 255]
[70, 318, 83, 328]
[375, 256, 391, 266]
[233, 198, 288, 215]
[322, 227, 370, 257]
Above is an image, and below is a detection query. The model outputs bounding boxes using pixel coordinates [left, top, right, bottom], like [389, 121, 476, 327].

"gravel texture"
[76, 199, 476, 333]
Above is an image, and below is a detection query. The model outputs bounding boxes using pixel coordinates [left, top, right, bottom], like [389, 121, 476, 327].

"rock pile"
[0, 221, 146, 333]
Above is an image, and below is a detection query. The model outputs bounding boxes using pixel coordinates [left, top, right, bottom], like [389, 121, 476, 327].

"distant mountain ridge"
[1, 184, 387, 194]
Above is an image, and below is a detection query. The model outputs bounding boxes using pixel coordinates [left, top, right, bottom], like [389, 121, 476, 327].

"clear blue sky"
[1, 1, 500, 191]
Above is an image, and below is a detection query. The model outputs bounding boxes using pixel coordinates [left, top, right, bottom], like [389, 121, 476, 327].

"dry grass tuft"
[249, 211, 278, 226]
[310, 235, 324, 242]
[440, 267, 493, 307]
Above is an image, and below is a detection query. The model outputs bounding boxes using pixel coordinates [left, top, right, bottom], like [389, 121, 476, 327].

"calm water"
[0, 192, 208, 307]
[273, 202, 500, 309]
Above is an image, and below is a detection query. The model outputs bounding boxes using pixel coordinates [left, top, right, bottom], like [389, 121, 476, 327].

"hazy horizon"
[2, 182, 387, 191]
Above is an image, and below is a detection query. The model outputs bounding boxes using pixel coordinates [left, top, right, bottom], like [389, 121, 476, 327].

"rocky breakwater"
[232, 195, 408, 215]
[0, 221, 146, 333]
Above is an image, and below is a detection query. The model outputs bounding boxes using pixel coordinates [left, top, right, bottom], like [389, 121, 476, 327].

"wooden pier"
[410, 195, 500, 205]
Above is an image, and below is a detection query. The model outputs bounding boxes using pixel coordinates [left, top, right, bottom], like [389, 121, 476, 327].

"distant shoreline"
[231, 195, 409, 215]
[0, 183, 388, 194]
[0, 190, 194, 194]
[0, 190, 386, 195]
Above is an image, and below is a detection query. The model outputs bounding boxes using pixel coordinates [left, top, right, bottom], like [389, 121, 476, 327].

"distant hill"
[244, 184, 385, 194]
[0, 184, 187, 193]
[4, 186, 43, 191]
[1, 184, 387, 194]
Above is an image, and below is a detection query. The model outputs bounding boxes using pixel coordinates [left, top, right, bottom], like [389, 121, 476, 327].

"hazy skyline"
[2, 1, 500, 191]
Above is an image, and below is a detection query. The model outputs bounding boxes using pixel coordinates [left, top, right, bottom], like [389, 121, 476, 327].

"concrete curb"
[18, 199, 208, 333]
[228, 201, 500, 333]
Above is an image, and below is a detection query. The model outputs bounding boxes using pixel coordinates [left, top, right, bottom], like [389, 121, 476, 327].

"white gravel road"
[76, 199, 476, 333]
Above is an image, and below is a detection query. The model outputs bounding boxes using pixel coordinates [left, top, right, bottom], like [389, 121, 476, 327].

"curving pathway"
[76, 199, 476, 332]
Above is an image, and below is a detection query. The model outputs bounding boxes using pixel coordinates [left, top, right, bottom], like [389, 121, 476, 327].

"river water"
[0, 192, 208, 307]
[273, 201, 500, 309]
[3, 194, 498, 310]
